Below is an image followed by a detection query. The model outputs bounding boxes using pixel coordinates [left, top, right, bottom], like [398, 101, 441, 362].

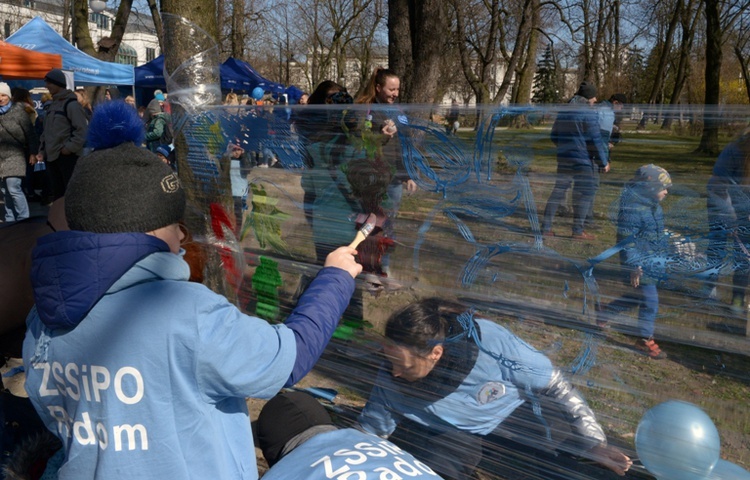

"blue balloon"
[635, 400, 721, 480]
[708, 460, 750, 480]
[252, 87, 264, 100]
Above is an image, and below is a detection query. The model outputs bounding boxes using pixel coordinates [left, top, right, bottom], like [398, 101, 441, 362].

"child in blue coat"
[22, 102, 362, 479]
[598, 164, 672, 359]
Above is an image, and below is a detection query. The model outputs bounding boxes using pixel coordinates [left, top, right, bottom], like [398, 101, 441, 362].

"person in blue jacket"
[357, 298, 632, 480]
[21, 101, 362, 479]
[257, 391, 445, 479]
[704, 131, 750, 312]
[542, 81, 609, 240]
[598, 164, 672, 359]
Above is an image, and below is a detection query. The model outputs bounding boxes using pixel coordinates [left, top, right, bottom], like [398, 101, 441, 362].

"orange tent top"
[0, 41, 62, 80]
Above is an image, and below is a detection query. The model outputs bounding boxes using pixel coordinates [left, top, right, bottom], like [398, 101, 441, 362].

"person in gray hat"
[36, 68, 89, 201]
[22, 100, 362, 479]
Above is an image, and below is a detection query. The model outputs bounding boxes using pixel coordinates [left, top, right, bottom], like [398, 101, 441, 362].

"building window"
[4, 21, 10, 39]
[23, 0, 35, 7]
[116, 43, 138, 67]
[146, 48, 156, 62]
[89, 13, 109, 30]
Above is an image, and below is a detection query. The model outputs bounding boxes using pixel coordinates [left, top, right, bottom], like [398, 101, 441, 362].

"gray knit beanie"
[576, 81, 597, 100]
[44, 68, 67, 88]
[65, 143, 186, 233]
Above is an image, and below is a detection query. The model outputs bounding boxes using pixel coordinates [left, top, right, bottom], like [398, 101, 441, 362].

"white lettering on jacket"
[36, 362, 144, 404]
[35, 362, 149, 452]
[309, 440, 438, 479]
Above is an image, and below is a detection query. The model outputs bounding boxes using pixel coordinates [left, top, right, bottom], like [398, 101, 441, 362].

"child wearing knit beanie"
[23, 101, 362, 478]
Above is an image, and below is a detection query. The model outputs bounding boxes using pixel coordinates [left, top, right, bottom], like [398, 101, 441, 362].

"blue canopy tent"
[135, 55, 254, 93]
[285, 85, 306, 104]
[222, 57, 284, 94]
[134, 54, 165, 88]
[6, 17, 134, 86]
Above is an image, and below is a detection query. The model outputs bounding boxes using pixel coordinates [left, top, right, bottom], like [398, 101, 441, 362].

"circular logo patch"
[477, 381, 506, 405]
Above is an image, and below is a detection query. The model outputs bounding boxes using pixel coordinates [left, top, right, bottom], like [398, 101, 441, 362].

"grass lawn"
[243, 115, 750, 477]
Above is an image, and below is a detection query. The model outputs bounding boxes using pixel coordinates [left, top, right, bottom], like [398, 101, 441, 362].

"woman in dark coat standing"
[0, 82, 39, 222]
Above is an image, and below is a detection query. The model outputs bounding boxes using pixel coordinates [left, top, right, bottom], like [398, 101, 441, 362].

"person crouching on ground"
[358, 298, 632, 480]
[22, 101, 362, 479]
[257, 391, 445, 479]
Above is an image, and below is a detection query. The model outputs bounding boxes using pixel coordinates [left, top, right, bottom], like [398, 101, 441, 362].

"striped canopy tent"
[0, 40, 62, 79]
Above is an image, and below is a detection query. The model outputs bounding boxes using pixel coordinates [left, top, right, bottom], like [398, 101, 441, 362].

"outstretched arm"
[540, 369, 631, 475]
[283, 246, 361, 386]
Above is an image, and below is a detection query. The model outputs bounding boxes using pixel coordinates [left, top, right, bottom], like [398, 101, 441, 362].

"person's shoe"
[635, 338, 667, 359]
[572, 231, 596, 240]
[542, 230, 556, 237]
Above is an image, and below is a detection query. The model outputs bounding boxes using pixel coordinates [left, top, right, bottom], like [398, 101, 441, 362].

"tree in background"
[697, 0, 750, 155]
[449, 0, 540, 106]
[532, 43, 561, 103]
[388, 0, 450, 103]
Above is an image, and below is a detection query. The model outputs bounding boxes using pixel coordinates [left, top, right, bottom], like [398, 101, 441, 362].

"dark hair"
[355, 67, 399, 104]
[307, 80, 346, 105]
[10, 87, 32, 105]
[385, 298, 466, 355]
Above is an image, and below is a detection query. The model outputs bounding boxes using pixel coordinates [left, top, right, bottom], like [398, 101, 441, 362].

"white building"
[0, 0, 160, 66]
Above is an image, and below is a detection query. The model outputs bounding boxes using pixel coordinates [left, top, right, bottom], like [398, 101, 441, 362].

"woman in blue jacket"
[22, 102, 362, 479]
[358, 298, 632, 480]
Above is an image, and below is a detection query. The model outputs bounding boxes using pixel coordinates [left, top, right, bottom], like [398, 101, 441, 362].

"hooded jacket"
[23, 230, 354, 479]
[617, 180, 668, 285]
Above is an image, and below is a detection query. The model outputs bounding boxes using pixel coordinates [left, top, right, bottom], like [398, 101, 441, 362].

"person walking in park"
[542, 81, 609, 240]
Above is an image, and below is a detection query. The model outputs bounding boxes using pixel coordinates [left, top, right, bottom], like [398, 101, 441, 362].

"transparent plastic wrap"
[176, 92, 750, 478]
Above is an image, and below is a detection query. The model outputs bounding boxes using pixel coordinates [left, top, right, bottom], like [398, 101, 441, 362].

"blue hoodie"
[24, 230, 354, 479]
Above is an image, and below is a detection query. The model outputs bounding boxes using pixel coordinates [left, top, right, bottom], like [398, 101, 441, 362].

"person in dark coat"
[542, 81, 609, 240]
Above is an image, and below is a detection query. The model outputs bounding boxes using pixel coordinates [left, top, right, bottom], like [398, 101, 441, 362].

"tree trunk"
[403, 0, 447, 103]
[73, 0, 134, 101]
[736, 45, 750, 104]
[231, 0, 244, 58]
[388, 0, 413, 93]
[696, 0, 721, 155]
[643, 0, 682, 110]
[661, 0, 701, 130]
[161, 0, 233, 296]
[511, 3, 540, 105]
[146, 0, 165, 53]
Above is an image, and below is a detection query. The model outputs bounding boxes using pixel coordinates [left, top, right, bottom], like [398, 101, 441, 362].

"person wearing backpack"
[36, 69, 89, 201]
[145, 100, 173, 152]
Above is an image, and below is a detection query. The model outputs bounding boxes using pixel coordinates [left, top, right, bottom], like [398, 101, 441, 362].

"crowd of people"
[0, 67, 746, 480]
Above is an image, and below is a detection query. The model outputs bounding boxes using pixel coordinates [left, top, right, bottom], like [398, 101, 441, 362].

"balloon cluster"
[636, 401, 750, 480]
